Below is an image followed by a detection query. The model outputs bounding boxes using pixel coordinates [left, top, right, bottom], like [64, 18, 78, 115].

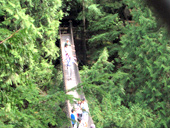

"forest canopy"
[0, 0, 170, 128]
[0, 0, 70, 127]
[77, 0, 170, 128]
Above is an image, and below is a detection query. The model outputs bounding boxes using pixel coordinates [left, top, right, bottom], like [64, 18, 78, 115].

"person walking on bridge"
[71, 109, 77, 128]
[90, 124, 96, 128]
[64, 41, 71, 57]
[64, 38, 71, 47]
[76, 101, 82, 118]
[77, 118, 87, 128]
[66, 55, 78, 80]
[81, 98, 89, 123]
[64, 38, 75, 57]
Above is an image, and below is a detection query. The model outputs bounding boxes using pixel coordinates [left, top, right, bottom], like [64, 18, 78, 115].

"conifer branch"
[0, 29, 21, 44]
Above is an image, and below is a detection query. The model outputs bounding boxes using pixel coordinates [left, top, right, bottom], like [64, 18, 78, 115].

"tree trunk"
[82, 0, 87, 64]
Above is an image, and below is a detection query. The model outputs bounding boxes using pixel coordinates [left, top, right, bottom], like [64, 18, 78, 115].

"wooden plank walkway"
[60, 32, 94, 128]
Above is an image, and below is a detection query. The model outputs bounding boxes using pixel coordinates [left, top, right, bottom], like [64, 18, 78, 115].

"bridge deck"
[60, 32, 94, 128]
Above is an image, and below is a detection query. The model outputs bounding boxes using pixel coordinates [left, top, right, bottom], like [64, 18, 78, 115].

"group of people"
[64, 38, 78, 80]
[64, 38, 95, 127]
[71, 98, 95, 128]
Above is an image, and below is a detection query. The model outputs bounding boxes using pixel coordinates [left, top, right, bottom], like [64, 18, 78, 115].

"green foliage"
[80, 49, 158, 128]
[88, 14, 122, 44]
[75, 0, 124, 63]
[0, 0, 70, 127]
[79, 0, 170, 127]
[77, 0, 123, 45]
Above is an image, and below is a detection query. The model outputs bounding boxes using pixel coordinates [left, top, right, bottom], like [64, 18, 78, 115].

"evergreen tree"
[79, 0, 170, 127]
[0, 0, 70, 127]
[79, 49, 157, 128]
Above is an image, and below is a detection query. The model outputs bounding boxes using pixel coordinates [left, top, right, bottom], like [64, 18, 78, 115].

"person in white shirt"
[90, 124, 96, 128]
[64, 43, 71, 57]
[81, 99, 88, 111]
[77, 118, 87, 128]
[81, 98, 89, 123]
[65, 55, 78, 80]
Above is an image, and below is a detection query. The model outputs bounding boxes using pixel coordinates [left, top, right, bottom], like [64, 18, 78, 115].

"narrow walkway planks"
[60, 26, 94, 128]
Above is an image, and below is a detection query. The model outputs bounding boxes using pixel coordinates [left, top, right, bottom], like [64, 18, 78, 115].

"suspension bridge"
[59, 21, 94, 128]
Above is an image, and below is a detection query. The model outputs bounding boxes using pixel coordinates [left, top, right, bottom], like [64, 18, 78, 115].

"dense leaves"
[1, 0, 170, 127]
[78, 0, 170, 127]
[0, 0, 70, 127]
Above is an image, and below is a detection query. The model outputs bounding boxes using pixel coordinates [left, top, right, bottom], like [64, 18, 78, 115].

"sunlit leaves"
[79, 0, 170, 127]
[0, 0, 67, 127]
